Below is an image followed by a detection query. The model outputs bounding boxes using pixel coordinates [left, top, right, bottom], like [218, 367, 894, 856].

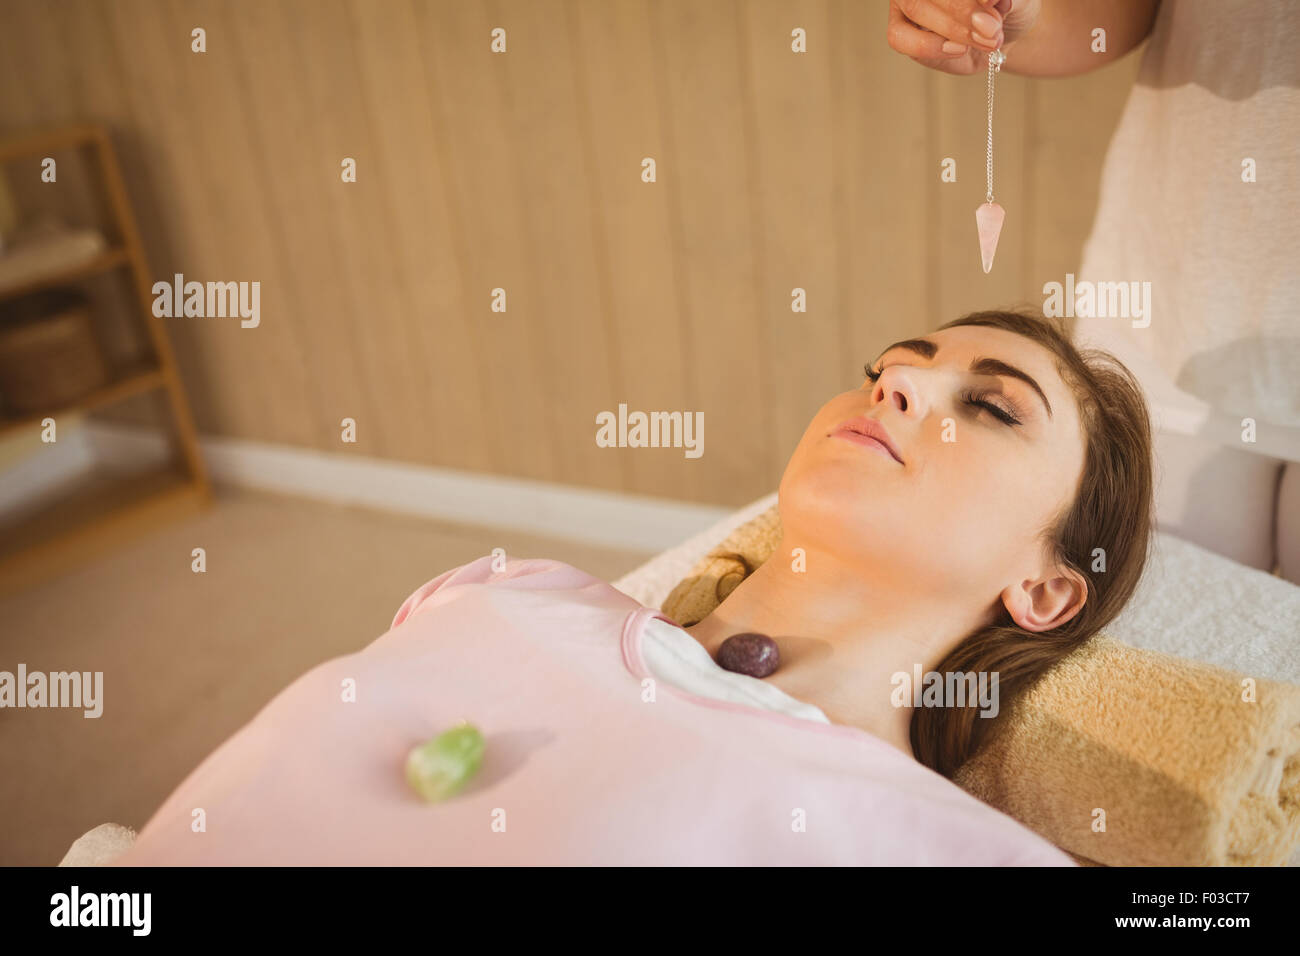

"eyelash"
[863, 363, 1023, 427]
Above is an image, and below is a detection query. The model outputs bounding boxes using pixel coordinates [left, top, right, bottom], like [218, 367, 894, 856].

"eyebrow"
[873, 337, 1053, 420]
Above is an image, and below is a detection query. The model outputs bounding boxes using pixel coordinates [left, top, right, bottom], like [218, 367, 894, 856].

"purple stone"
[716, 632, 780, 678]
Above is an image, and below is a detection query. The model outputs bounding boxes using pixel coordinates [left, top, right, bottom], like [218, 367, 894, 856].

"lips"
[830, 415, 904, 464]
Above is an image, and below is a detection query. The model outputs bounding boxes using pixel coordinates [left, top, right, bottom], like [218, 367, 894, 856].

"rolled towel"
[662, 504, 781, 626]
[57, 823, 137, 866]
[662, 503, 1300, 866]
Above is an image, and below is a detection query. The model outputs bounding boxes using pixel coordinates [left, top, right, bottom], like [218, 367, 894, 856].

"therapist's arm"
[1002, 0, 1161, 76]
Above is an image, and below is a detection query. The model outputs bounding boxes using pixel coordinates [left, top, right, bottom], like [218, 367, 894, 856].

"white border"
[0, 422, 97, 520]
[77, 421, 731, 553]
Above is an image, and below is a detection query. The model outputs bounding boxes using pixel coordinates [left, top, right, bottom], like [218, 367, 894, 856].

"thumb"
[998, 0, 1039, 45]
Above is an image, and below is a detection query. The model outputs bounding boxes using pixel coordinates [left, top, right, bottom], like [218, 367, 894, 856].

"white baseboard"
[80, 422, 731, 553]
[0, 420, 98, 522]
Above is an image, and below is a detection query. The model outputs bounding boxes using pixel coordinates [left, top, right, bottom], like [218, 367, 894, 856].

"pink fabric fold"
[112, 556, 1074, 866]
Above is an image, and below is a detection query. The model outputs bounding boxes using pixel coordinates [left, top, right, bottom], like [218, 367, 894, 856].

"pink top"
[112, 556, 1074, 866]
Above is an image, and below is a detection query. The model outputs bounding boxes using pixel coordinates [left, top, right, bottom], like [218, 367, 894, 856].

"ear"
[999, 562, 1088, 633]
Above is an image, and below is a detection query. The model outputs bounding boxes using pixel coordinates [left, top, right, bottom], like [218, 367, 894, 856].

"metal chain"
[985, 52, 999, 204]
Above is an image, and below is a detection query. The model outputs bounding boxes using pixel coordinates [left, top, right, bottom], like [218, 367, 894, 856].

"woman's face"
[778, 324, 1088, 619]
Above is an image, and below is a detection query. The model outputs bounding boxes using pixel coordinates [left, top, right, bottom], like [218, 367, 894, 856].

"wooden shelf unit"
[0, 245, 130, 303]
[0, 123, 211, 597]
[0, 362, 165, 439]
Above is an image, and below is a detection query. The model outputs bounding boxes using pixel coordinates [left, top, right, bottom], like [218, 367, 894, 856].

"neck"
[683, 536, 987, 761]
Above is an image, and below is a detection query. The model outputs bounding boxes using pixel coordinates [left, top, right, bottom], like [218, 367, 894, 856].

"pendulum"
[976, 47, 1007, 274]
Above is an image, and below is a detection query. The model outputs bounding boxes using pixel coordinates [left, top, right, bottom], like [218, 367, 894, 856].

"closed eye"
[864, 363, 1024, 427]
[962, 390, 1022, 426]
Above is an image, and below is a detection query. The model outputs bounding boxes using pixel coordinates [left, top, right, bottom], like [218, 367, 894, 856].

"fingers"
[894, 0, 970, 47]
[888, 3, 971, 60]
[907, 52, 982, 77]
[890, 0, 1004, 53]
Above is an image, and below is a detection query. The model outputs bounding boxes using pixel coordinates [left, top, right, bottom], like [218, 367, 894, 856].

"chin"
[778, 458, 885, 554]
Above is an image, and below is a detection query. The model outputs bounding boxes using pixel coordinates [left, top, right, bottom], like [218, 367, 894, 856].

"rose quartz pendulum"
[976, 201, 1005, 275]
[976, 48, 1007, 274]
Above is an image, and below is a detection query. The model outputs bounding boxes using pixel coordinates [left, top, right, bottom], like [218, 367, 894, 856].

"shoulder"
[390, 554, 618, 629]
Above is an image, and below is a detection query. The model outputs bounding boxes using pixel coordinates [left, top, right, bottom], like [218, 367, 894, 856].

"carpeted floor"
[0, 485, 654, 866]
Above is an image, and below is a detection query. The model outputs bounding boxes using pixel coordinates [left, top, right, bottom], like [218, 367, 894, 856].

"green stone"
[405, 723, 485, 803]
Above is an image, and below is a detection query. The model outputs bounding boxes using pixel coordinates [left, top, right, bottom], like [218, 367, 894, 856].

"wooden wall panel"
[417, 0, 559, 482]
[652, 0, 775, 502]
[228, 0, 370, 449]
[0, 0, 1140, 506]
[836, 0, 933, 417]
[172, 0, 320, 446]
[106, 1, 272, 436]
[741, 0, 844, 476]
[346, 0, 493, 471]
[293, 0, 436, 456]
[494, 0, 628, 492]
[576, 0, 692, 498]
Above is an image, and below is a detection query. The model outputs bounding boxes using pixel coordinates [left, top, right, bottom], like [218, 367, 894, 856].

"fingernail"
[941, 40, 968, 55]
[971, 10, 1001, 35]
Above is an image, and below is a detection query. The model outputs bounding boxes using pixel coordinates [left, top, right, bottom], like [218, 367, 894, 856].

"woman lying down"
[113, 309, 1153, 866]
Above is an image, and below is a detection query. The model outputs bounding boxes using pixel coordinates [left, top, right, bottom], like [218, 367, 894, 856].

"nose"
[871, 365, 925, 418]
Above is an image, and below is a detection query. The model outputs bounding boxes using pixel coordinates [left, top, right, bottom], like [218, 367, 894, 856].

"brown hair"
[909, 308, 1155, 776]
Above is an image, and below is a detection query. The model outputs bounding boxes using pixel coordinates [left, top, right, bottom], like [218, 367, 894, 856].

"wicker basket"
[0, 289, 109, 414]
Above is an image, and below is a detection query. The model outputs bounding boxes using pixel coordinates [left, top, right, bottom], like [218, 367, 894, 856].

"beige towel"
[662, 504, 782, 626]
[662, 503, 1300, 866]
[57, 823, 137, 866]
